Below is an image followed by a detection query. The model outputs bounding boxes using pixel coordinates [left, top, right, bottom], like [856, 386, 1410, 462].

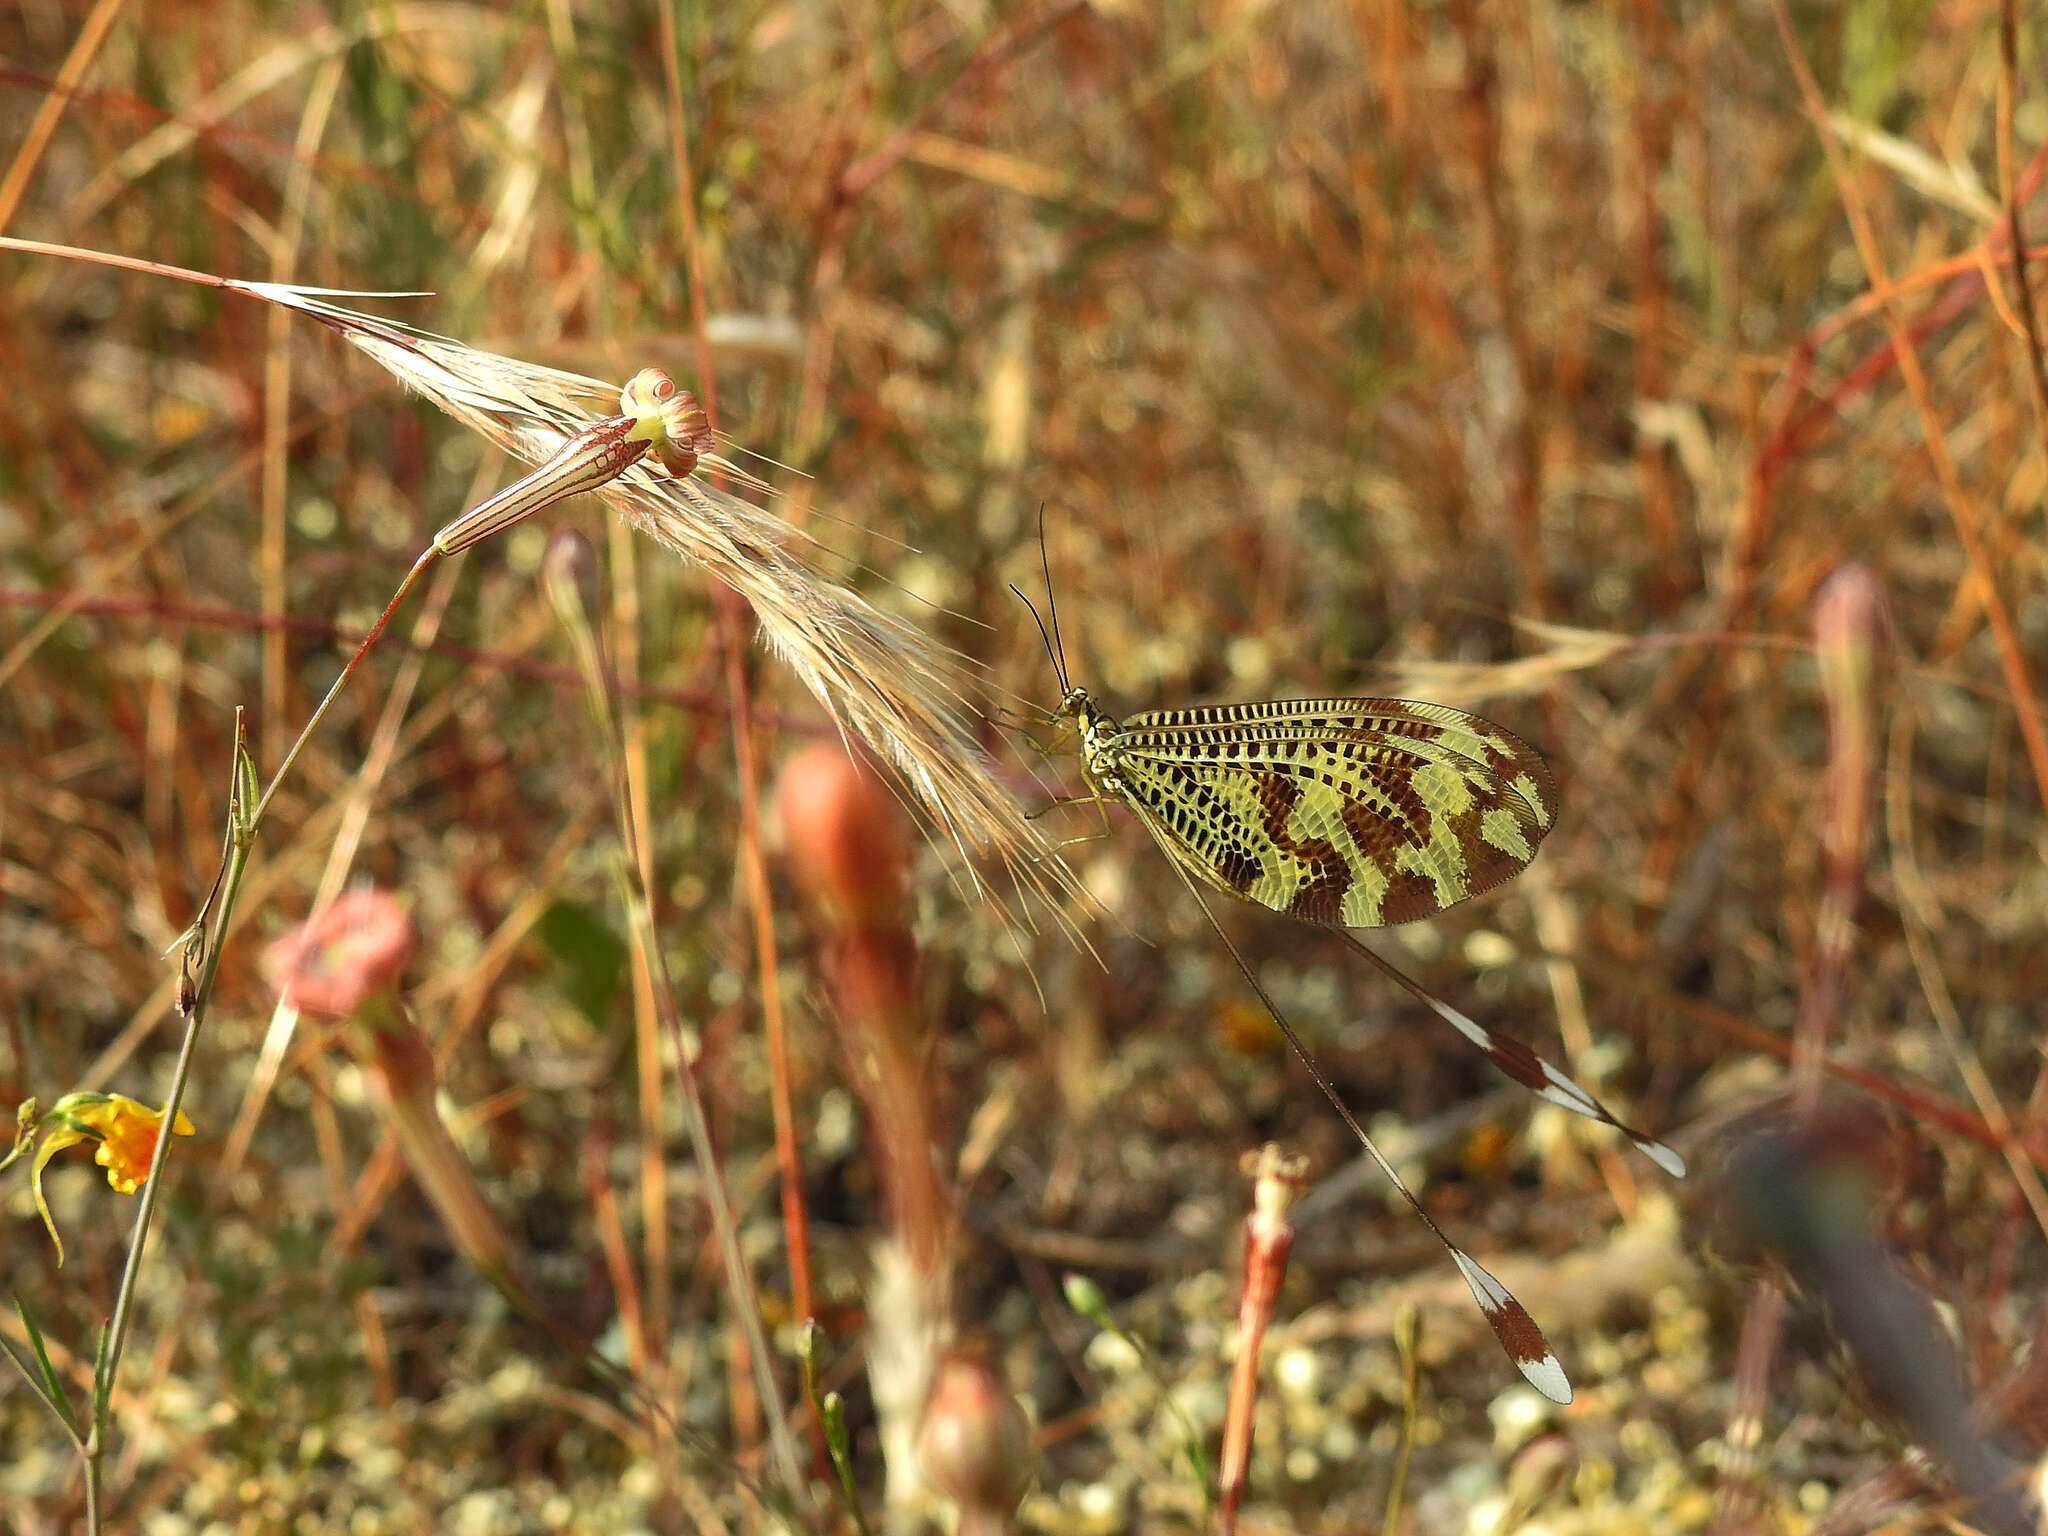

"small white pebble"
[1397, 922, 1446, 962]
[1076, 1480, 1123, 1523]
[1167, 1379, 1228, 1433]
[812, 1088, 857, 1159]
[1464, 1492, 1510, 1536]
[331, 1063, 367, 1107]
[1320, 1420, 1360, 1463]
[1463, 930, 1517, 969]
[1227, 637, 1273, 688]
[293, 496, 338, 539]
[489, 1360, 539, 1401]
[1083, 1330, 1143, 1379]
[620, 1460, 661, 1500]
[1487, 1384, 1554, 1455]
[1273, 1345, 1322, 1398]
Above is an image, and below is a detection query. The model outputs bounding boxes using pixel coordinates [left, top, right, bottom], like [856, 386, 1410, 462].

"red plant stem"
[1798, 567, 1881, 1114]
[1640, 141, 2048, 896]
[1656, 987, 2048, 1169]
[583, 1123, 652, 1378]
[250, 549, 434, 827]
[1773, 2, 2048, 821]
[779, 745, 950, 1278]
[1219, 1147, 1306, 1534]
[726, 620, 816, 1335]
[1998, 0, 2048, 450]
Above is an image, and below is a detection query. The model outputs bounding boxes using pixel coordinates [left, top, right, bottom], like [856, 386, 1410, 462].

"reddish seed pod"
[1220, 1144, 1310, 1533]
[917, 1337, 1033, 1524]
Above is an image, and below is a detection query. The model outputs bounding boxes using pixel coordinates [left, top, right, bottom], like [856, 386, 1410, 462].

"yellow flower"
[29, 1093, 195, 1266]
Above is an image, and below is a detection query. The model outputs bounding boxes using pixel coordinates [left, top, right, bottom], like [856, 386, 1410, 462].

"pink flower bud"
[775, 743, 911, 930]
[263, 888, 416, 1021]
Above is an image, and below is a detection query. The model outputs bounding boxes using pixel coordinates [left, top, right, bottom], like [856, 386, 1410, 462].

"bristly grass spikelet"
[301, 295, 1078, 918]
[0, 239, 1083, 926]
[1012, 557, 1684, 1404]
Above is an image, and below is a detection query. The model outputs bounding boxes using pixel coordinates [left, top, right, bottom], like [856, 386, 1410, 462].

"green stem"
[82, 725, 257, 1532]
[71, 391, 675, 1529]
[250, 549, 437, 829]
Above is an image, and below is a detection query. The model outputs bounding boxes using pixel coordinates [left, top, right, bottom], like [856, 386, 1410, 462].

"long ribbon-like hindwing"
[1013, 582, 1686, 1399]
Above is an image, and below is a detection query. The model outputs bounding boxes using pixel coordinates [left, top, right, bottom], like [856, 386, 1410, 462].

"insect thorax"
[1059, 687, 1124, 788]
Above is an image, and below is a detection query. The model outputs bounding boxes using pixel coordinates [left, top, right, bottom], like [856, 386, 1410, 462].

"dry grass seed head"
[258, 285, 1084, 930]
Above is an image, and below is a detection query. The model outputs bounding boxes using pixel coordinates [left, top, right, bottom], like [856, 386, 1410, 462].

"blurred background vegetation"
[5, 0, 2048, 1531]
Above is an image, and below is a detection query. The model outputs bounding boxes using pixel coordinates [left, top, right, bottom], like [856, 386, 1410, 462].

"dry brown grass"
[4, 2, 2048, 1532]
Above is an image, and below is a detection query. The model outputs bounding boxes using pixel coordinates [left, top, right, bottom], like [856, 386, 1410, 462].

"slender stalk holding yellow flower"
[72, 716, 260, 1533]
[2, 362, 748, 1534]
[0, 239, 1070, 1531]
[23, 1094, 197, 1267]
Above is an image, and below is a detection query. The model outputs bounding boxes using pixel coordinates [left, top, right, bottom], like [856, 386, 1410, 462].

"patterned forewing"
[1104, 698, 1556, 927]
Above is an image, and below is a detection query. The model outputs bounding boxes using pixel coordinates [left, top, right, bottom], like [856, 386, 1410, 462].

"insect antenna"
[1333, 931, 1686, 1178]
[1009, 583, 1068, 702]
[1036, 508, 1072, 696]
[1146, 828, 1572, 1404]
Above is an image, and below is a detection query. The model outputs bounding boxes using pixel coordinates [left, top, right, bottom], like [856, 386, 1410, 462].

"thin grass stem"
[542, 536, 810, 1511]
[249, 549, 436, 828]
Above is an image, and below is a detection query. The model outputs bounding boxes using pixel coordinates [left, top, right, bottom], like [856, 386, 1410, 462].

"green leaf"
[231, 740, 261, 843]
[534, 899, 627, 1030]
[1061, 1272, 1112, 1328]
[796, 1322, 872, 1536]
[819, 1391, 873, 1536]
[90, 1322, 113, 1442]
[1840, 0, 1935, 122]
[798, 1318, 825, 1388]
[10, 1297, 80, 1436]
